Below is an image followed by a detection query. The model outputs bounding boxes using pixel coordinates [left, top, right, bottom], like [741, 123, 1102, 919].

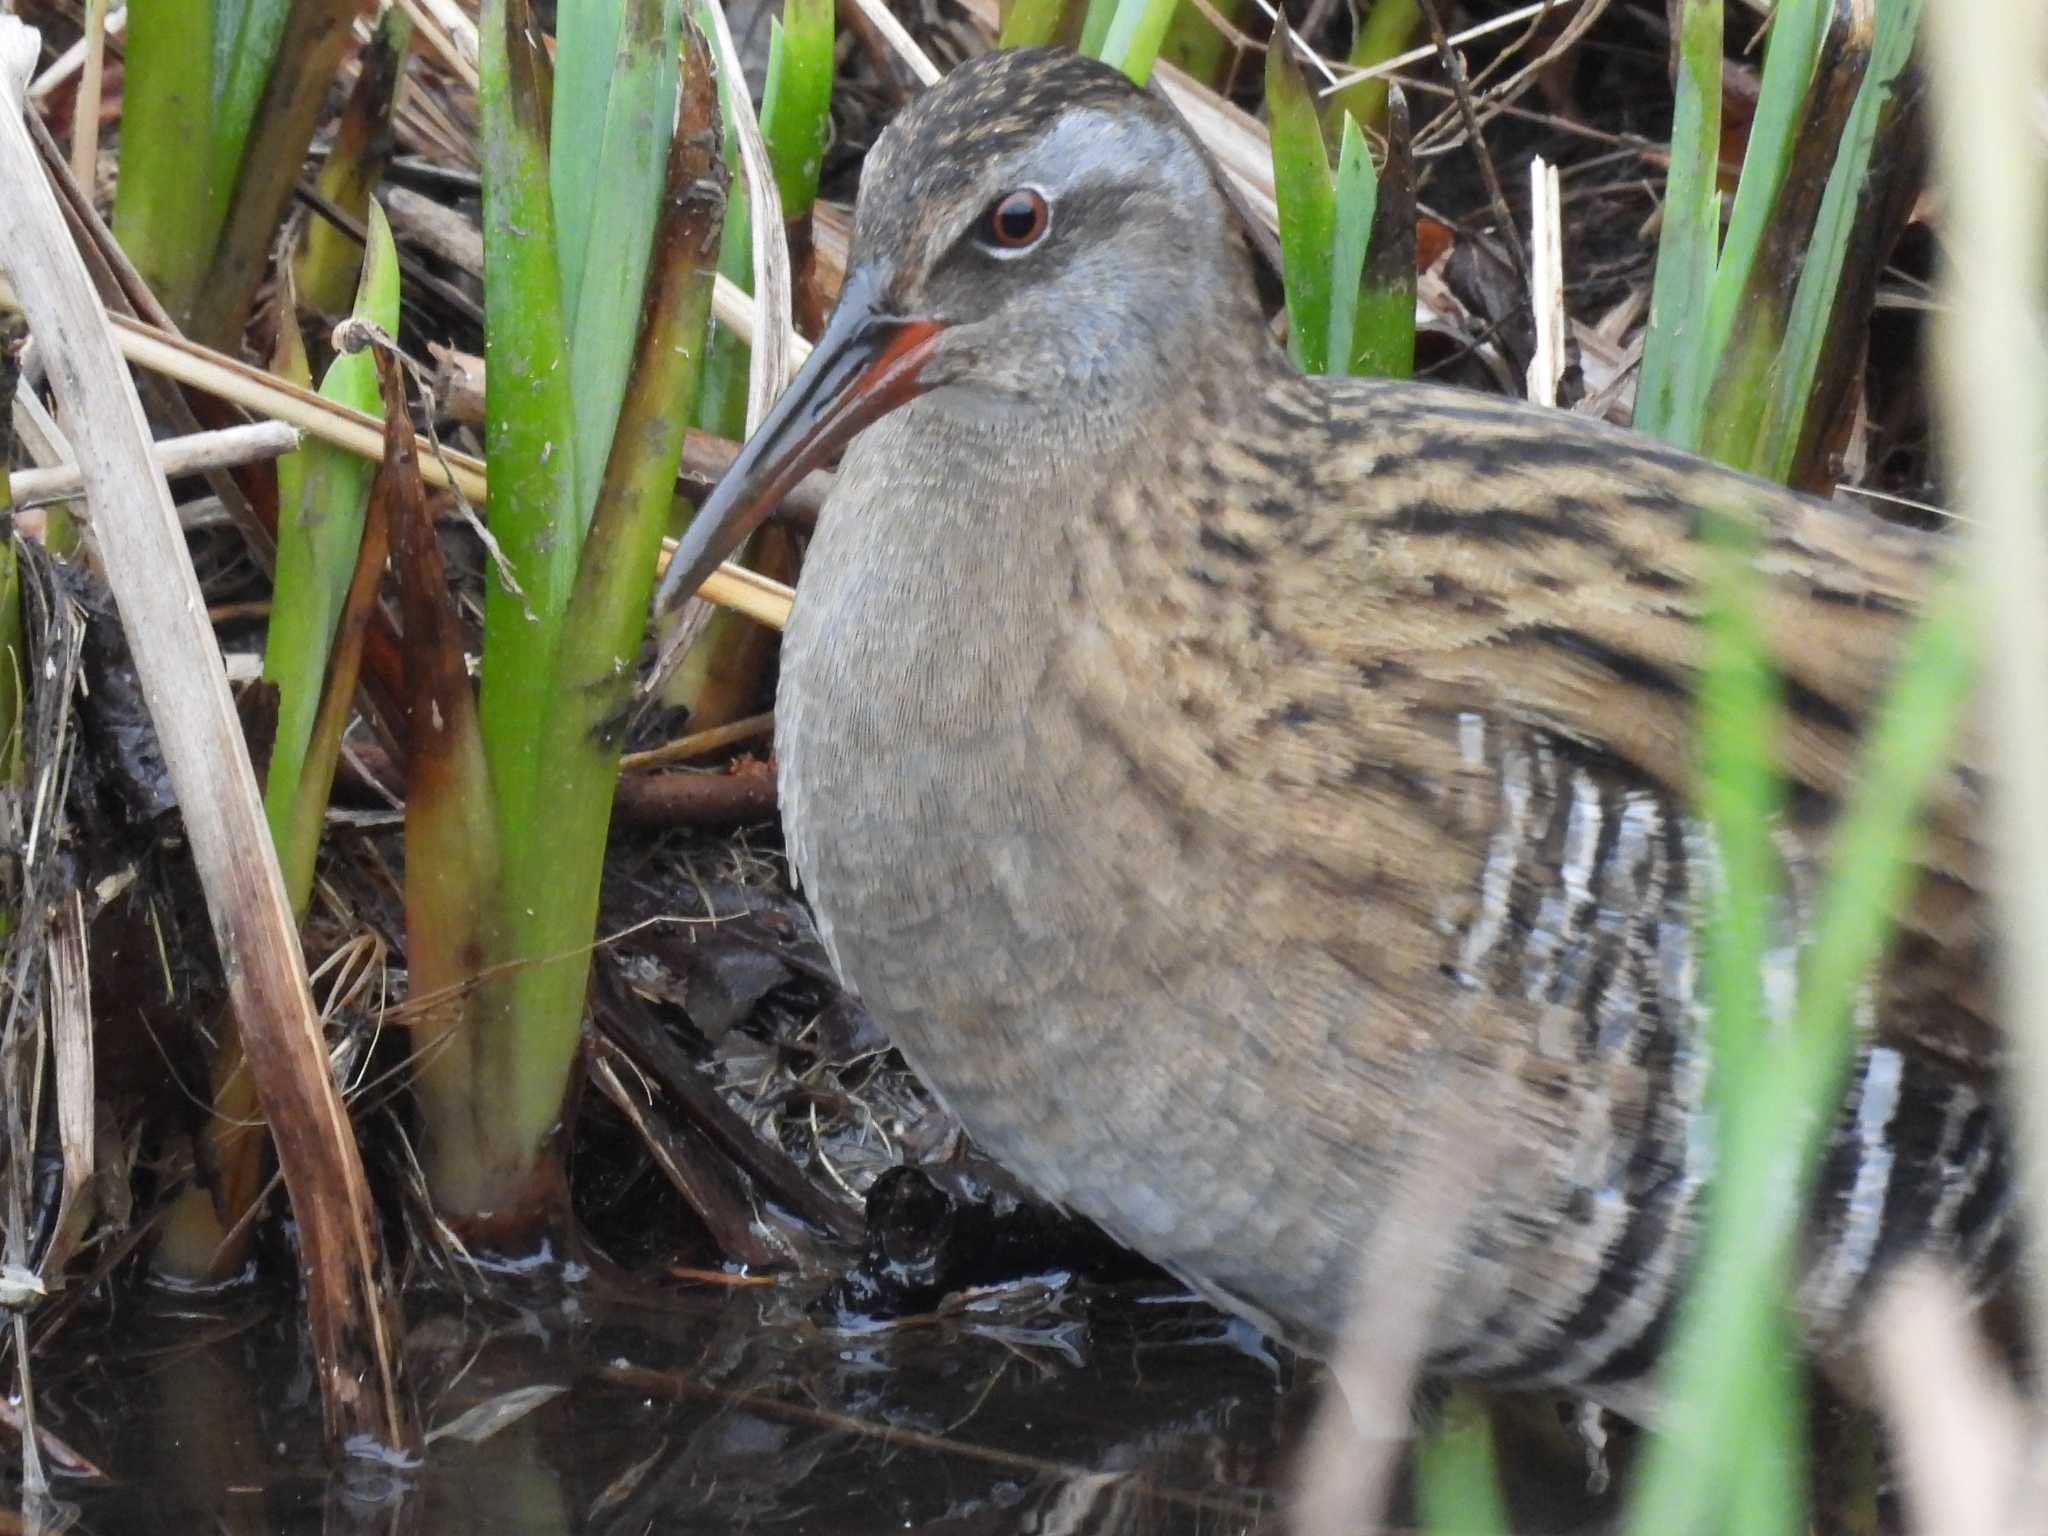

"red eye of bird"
[984, 189, 1050, 250]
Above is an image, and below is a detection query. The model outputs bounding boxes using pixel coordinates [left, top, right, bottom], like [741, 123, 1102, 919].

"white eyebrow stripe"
[1030, 106, 1210, 204]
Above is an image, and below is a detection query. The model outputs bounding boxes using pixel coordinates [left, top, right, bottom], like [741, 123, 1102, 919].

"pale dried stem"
[1924, 0, 2048, 1365]
[1291, 1095, 1505, 1536]
[620, 709, 774, 772]
[715, 273, 812, 365]
[696, 0, 793, 433]
[842, 0, 942, 85]
[109, 310, 489, 497]
[393, 0, 481, 91]
[26, 6, 124, 106]
[11, 375, 71, 468]
[7, 421, 299, 506]
[68, 0, 108, 189]
[1866, 1263, 2046, 1536]
[1526, 155, 1565, 406]
[43, 896, 93, 1279]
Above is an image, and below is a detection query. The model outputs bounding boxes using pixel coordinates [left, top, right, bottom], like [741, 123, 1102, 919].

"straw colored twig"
[108, 310, 489, 499]
[696, 0, 793, 432]
[619, 709, 773, 772]
[842, 0, 942, 85]
[393, 0, 481, 91]
[7, 421, 299, 506]
[68, 0, 109, 188]
[26, 6, 124, 106]
[713, 272, 813, 364]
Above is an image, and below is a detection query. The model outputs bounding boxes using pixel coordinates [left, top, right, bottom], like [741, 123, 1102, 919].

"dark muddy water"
[26, 1274, 1327, 1534]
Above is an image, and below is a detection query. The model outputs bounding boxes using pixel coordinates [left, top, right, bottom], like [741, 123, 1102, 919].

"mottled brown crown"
[864, 47, 1174, 213]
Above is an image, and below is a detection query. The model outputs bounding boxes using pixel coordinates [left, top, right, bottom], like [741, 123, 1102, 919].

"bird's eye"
[981, 189, 1050, 251]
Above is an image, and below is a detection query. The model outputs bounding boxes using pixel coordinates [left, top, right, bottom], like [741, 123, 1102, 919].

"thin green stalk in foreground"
[1628, 550, 1980, 1536]
[1628, 514, 1798, 1536]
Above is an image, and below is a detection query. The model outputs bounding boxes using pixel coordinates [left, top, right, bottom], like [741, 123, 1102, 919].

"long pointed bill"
[652, 267, 944, 617]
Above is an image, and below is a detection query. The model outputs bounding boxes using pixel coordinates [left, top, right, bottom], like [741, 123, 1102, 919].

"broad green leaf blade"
[262, 204, 401, 911]
[551, 0, 631, 327]
[1266, 22, 1337, 374]
[1077, 0, 1119, 57]
[1157, 0, 1240, 84]
[1351, 84, 1416, 378]
[562, 0, 682, 524]
[1001, 0, 1067, 46]
[760, 0, 835, 219]
[1096, 0, 1181, 85]
[1634, 0, 1723, 444]
[478, 0, 582, 842]
[1327, 113, 1377, 377]
[487, 29, 729, 1188]
[1697, 0, 1831, 407]
[1698, 11, 1871, 476]
[1758, 0, 1923, 483]
[113, 0, 223, 319]
[1327, 0, 1420, 138]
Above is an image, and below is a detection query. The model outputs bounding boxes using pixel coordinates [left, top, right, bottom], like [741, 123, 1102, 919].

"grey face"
[849, 93, 1242, 411]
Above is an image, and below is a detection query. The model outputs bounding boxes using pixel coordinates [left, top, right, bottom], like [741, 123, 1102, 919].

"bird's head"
[651, 47, 1254, 616]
